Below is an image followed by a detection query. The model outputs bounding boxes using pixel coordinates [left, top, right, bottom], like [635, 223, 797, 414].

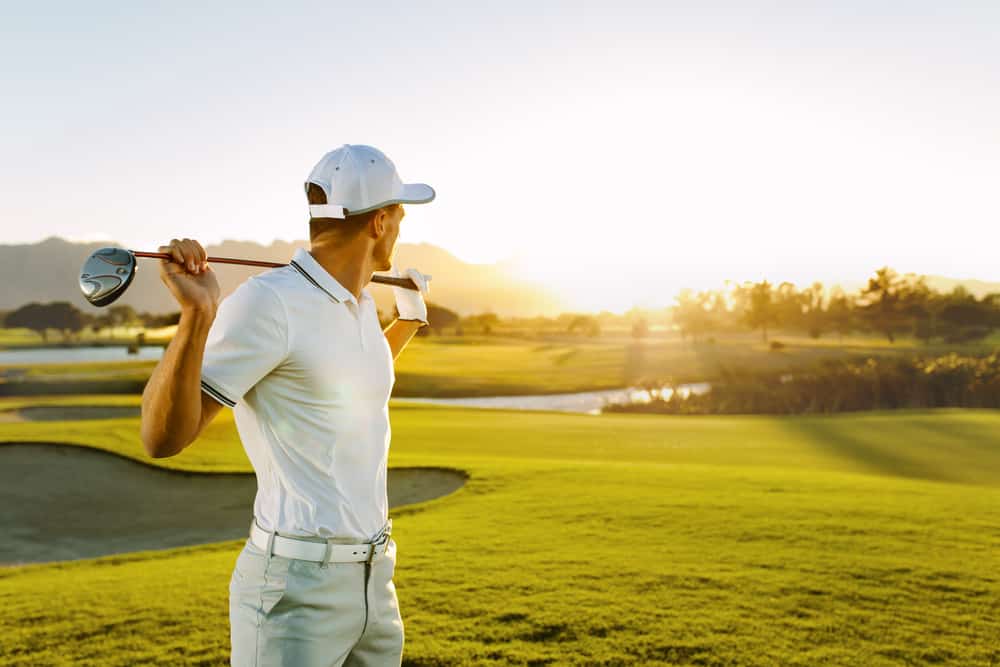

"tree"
[393, 301, 460, 336]
[857, 267, 909, 343]
[5, 303, 49, 341]
[935, 287, 995, 343]
[463, 312, 500, 335]
[138, 311, 182, 328]
[772, 282, 806, 333]
[705, 291, 733, 333]
[741, 281, 779, 343]
[672, 289, 716, 342]
[567, 314, 600, 337]
[94, 304, 139, 336]
[5, 302, 84, 342]
[425, 302, 459, 335]
[47, 302, 85, 339]
[940, 300, 991, 328]
[108, 305, 139, 329]
[826, 287, 855, 343]
[983, 293, 1000, 327]
[898, 274, 934, 342]
[801, 282, 827, 339]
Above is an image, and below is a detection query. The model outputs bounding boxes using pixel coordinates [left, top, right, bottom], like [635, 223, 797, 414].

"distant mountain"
[917, 275, 1000, 299]
[4, 238, 998, 317]
[822, 274, 1000, 301]
[0, 237, 568, 318]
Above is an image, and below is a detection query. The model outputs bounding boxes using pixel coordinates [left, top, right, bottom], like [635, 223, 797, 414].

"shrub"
[604, 351, 1000, 415]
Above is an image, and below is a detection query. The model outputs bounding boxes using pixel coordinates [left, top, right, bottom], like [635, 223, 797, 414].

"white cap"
[305, 144, 435, 219]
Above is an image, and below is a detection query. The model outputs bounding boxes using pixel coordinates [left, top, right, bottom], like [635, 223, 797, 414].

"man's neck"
[307, 241, 374, 303]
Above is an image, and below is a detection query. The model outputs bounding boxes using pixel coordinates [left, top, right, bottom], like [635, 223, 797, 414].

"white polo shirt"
[200, 248, 395, 541]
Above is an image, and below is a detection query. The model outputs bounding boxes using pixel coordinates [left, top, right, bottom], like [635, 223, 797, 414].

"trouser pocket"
[368, 538, 400, 626]
[230, 540, 293, 622]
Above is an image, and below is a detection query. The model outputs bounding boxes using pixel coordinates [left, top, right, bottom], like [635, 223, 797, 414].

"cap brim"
[337, 183, 436, 216]
[398, 182, 435, 205]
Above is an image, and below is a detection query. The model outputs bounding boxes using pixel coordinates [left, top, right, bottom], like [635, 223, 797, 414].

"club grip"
[370, 275, 421, 290]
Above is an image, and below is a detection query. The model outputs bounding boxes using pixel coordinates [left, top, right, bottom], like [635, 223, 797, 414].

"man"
[140, 144, 435, 666]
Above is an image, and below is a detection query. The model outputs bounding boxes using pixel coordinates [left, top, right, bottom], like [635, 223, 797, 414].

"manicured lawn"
[1, 396, 998, 665]
[5, 330, 997, 398]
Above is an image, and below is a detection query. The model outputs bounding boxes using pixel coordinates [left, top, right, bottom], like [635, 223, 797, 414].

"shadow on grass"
[903, 414, 1000, 456]
[777, 414, 964, 484]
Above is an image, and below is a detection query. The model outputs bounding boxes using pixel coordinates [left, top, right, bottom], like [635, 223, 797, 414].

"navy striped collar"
[289, 248, 373, 306]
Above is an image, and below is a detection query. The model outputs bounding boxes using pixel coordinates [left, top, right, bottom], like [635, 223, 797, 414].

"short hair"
[306, 183, 396, 243]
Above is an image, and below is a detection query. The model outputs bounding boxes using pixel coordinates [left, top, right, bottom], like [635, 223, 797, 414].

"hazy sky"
[3, 1, 998, 312]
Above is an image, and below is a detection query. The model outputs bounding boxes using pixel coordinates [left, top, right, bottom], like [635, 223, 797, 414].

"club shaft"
[131, 251, 420, 291]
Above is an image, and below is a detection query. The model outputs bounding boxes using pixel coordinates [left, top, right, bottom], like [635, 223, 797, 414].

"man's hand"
[142, 238, 222, 458]
[390, 267, 431, 324]
[159, 238, 220, 313]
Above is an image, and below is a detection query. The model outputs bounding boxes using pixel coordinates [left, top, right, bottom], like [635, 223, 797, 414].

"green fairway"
[6, 330, 997, 399]
[1, 396, 998, 665]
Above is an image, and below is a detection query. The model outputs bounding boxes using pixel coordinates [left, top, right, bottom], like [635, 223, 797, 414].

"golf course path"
[0, 442, 467, 566]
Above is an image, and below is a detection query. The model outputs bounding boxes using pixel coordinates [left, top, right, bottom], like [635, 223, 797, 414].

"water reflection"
[0, 346, 164, 364]
[395, 382, 712, 415]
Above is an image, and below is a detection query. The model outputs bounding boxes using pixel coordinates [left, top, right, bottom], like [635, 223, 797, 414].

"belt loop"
[320, 538, 333, 569]
[264, 529, 277, 566]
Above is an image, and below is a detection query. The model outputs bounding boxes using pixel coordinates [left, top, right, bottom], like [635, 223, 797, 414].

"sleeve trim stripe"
[201, 380, 236, 407]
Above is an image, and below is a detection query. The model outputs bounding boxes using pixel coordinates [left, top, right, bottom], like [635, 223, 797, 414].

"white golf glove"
[391, 267, 431, 325]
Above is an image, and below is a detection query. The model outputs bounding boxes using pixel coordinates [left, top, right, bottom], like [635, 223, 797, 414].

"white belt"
[249, 520, 391, 565]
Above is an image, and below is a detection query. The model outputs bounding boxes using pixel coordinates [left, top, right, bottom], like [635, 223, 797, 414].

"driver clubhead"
[79, 247, 137, 307]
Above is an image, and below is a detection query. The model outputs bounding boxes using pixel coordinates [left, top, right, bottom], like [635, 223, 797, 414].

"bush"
[603, 351, 1000, 415]
[943, 326, 992, 344]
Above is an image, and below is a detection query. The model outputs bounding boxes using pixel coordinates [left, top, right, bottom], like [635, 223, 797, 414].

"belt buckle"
[365, 535, 390, 566]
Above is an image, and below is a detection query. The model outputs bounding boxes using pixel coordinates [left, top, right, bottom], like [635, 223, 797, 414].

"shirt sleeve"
[200, 278, 288, 407]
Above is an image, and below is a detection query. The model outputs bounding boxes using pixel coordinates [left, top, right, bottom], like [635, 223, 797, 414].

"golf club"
[79, 247, 424, 307]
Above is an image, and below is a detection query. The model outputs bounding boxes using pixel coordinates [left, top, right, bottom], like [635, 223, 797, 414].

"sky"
[2, 1, 998, 313]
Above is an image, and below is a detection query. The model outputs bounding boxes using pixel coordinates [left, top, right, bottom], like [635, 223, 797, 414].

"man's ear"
[369, 208, 387, 238]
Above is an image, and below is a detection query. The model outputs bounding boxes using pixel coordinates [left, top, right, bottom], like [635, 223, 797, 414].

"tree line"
[6, 265, 995, 344]
[668, 266, 999, 344]
[3, 303, 180, 342]
[3, 301, 468, 341]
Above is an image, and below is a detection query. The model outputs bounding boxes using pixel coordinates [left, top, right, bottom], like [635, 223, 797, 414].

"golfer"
[140, 144, 435, 666]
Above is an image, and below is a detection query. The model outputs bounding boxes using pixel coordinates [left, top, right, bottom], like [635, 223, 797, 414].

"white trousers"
[229, 532, 403, 666]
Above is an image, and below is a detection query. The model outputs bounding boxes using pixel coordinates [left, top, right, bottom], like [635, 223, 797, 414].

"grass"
[5, 330, 1000, 398]
[1, 395, 998, 665]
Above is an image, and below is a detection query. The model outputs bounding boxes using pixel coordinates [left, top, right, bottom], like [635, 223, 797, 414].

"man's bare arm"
[140, 239, 222, 458]
[383, 318, 425, 361]
[141, 308, 222, 457]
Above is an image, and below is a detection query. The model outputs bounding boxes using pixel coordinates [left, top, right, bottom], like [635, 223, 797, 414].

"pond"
[396, 382, 712, 415]
[0, 346, 712, 414]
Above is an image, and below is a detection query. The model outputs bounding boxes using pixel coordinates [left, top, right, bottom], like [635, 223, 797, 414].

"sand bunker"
[0, 405, 142, 422]
[0, 443, 467, 566]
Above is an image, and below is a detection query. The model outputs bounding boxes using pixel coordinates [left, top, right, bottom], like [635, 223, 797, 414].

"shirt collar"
[290, 248, 374, 306]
